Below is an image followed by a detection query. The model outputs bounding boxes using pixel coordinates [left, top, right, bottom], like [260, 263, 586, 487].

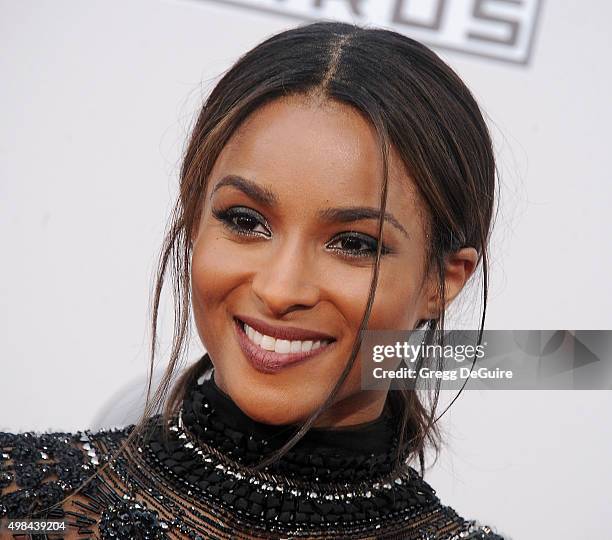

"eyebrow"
[210, 175, 277, 206]
[317, 206, 409, 239]
[210, 174, 409, 239]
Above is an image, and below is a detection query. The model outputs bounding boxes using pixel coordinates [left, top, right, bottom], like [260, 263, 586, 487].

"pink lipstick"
[233, 317, 336, 373]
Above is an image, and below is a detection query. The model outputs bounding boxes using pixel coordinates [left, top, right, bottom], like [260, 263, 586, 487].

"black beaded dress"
[0, 357, 506, 539]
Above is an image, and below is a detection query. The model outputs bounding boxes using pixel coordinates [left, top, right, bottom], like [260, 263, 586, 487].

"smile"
[233, 316, 336, 373]
[243, 321, 333, 353]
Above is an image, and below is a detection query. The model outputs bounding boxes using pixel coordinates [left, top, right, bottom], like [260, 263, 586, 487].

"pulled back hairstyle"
[100, 21, 497, 490]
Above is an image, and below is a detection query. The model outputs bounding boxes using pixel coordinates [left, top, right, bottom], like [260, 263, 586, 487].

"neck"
[311, 389, 390, 428]
[177, 365, 410, 477]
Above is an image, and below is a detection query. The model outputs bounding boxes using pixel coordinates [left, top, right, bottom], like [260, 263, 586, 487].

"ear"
[420, 247, 479, 319]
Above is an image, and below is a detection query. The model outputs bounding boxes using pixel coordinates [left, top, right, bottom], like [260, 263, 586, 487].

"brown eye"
[212, 206, 271, 238]
[234, 214, 259, 231]
[326, 232, 390, 258]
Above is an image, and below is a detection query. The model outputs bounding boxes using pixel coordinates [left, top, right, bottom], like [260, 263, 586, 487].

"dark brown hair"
[114, 21, 496, 483]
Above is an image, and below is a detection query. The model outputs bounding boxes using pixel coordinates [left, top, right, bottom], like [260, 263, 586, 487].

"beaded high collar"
[133, 361, 440, 535]
[177, 360, 408, 483]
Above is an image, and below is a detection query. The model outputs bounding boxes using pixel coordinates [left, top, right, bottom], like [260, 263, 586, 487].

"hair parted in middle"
[137, 20, 498, 477]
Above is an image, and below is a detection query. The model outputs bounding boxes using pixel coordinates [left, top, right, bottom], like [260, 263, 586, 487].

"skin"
[190, 94, 477, 428]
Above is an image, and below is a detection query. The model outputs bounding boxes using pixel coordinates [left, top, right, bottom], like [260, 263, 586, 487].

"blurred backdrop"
[1, 1, 611, 539]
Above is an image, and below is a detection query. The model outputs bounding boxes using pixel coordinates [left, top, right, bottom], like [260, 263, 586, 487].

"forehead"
[208, 96, 425, 226]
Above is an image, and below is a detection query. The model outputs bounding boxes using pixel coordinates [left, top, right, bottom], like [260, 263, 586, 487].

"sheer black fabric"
[0, 356, 506, 539]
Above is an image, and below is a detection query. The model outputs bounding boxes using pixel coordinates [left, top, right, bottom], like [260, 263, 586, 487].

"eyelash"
[211, 206, 391, 259]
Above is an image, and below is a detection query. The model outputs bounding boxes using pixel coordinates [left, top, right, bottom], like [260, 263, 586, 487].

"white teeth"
[274, 339, 291, 354]
[243, 322, 330, 354]
[260, 335, 276, 351]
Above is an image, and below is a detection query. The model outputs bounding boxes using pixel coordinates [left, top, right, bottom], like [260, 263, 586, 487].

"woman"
[0, 21, 504, 539]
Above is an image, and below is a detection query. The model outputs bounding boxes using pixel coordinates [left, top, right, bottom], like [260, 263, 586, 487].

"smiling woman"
[191, 96, 451, 430]
[1, 21, 503, 540]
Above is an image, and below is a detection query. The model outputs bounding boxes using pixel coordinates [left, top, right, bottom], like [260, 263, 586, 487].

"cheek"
[190, 231, 246, 340]
[326, 256, 424, 333]
[317, 257, 421, 401]
[371, 263, 423, 329]
[192, 242, 234, 305]
[191, 221, 255, 302]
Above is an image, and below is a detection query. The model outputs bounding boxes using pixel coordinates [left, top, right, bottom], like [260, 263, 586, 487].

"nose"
[251, 236, 321, 317]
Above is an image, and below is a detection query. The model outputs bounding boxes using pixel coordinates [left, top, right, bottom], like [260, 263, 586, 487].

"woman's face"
[191, 95, 467, 427]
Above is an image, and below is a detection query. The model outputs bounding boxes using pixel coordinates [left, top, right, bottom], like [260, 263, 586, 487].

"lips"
[236, 315, 336, 342]
[233, 316, 336, 373]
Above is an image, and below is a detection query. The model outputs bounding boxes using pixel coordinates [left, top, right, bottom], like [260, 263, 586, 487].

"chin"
[242, 403, 304, 426]
[228, 382, 317, 426]
[209, 345, 331, 427]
